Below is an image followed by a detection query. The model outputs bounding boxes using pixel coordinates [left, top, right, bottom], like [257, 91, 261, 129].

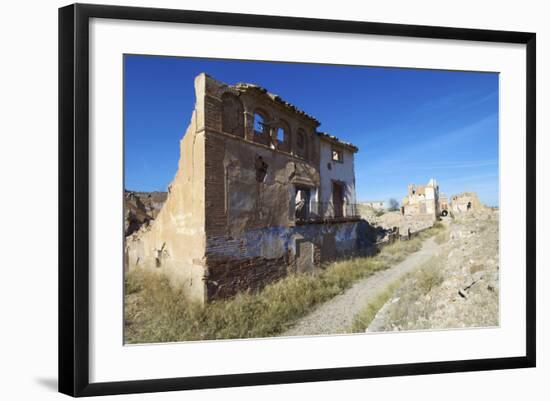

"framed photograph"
[58, 3, 536, 397]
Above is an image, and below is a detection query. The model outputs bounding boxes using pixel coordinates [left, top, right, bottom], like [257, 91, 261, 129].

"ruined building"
[125, 73, 370, 304]
[401, 178, 440, 220]
[450, 192, 482, 213]
[439, 193, 449, 216]
[362, 200, 386, 211]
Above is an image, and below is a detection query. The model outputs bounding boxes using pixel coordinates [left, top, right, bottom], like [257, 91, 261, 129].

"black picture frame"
[58, 3, 536, 397]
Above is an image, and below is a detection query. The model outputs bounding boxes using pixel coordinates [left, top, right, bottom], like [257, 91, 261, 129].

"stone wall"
[318, 138, 357, 216]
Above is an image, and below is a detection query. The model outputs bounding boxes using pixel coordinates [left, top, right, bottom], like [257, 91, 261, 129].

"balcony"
[295, 201, 361, 225]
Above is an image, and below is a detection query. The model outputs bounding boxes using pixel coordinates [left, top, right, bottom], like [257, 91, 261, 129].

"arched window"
[276, 127, 285, 142]
[221, 93, 244, 137]
[253, 110, 269, 136]
[275, 120, 291, 152]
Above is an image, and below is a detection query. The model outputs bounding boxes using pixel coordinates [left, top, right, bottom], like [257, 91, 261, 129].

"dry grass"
[434, 230, 450, 245]
[350, 257, 444, 333]
[125, 224, 443, 344]
[384, 257, 444, 328]
[350, 280, 400, 332]
[125, 259, 384, 343]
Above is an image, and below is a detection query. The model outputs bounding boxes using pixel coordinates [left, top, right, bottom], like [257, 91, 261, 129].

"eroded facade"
[125, 73, 369, 303]
[401, 178, 441, 220]
[450, 192, 482, 213]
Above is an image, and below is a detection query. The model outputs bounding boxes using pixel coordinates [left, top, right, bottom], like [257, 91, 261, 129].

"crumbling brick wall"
[199, 74, 324, 299]
[126, 73, 369, 304]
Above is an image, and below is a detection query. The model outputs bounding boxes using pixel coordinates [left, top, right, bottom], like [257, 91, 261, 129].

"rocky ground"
[367, 209, 499, 332]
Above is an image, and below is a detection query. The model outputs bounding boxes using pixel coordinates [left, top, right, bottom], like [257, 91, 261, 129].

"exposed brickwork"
[206, 234, 249, 258]
[204, 94, 222, 132]
[204, 133, 227, 236]
[221, 93, 245, 138]
[205, 255, 289, 300]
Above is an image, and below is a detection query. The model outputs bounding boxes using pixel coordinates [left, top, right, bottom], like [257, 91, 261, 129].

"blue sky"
[124, 55, 499, 206]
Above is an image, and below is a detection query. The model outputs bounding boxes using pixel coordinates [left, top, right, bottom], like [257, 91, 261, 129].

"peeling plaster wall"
[201, 74, 326, 300]
[205, 131, 320, 237]
[319, 139, 357, 215]
[200, 74, 321, 236]
[205, 222, 368, 261]
[204, 221, 373, 299]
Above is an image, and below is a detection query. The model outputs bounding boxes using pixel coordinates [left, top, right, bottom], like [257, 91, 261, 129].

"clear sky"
[124, 55, 499, 206]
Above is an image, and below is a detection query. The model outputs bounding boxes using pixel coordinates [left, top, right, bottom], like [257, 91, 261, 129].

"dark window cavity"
[255, 155, 268, 182]
[331, 148, 343, 163]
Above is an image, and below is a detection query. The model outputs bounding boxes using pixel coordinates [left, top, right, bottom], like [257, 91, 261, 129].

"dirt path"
[280, 236, 441, 337]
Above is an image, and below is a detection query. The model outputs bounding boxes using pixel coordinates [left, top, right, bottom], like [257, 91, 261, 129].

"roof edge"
[317, 131, 359, 153]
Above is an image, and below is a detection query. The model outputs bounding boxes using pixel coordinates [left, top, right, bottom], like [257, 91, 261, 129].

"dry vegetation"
[125, 224, 444, 344]
[361, 211, 499, 332]
[350, 256, 445, 333]
[367, 258, 444, 331]
[350, 280, 400, 332]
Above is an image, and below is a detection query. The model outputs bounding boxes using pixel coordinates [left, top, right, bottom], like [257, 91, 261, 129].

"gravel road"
[280, 236, 441, 337]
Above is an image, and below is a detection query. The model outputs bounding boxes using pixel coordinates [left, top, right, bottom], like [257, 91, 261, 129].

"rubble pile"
[360, 209, 435, 241]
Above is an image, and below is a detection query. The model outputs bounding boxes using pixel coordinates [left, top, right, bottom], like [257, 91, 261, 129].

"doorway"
[332, 181, 344, 218]
[295, 186, 311, 221]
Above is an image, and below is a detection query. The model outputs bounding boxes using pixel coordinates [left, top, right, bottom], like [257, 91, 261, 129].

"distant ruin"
[451, 192, 483, 213]
[438, 193, 449, 216]
[125, 73, 374, 304]
[401, 178, 440, 220]
[362, 200, 385, 211]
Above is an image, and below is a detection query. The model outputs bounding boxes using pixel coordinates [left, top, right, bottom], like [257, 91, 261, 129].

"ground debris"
[367, 208, 499, 332]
